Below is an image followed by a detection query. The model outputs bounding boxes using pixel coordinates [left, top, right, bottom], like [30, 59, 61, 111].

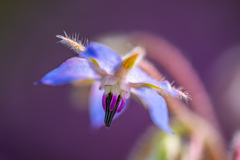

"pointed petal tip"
[156, 123, 174, 135]
[34, 79, 52, 85]
[34, 81, 42, 85]
[131, 87, 173, 135]
[164, 128, 174, 135]
[37, 57, 101, 86]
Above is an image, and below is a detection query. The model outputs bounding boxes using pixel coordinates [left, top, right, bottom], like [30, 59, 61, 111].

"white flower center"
[100, 75, 130, 99]
[100, 75, 130, 127]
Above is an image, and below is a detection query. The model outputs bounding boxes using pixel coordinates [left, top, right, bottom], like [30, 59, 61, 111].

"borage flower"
[36, 33, 189, 134]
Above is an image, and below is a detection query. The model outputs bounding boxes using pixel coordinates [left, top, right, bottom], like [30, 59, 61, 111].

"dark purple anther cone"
[1, 0, 240, 159]
[104, 93, 121, 127]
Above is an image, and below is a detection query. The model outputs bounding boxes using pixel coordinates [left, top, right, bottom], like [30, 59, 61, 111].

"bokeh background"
[1, 0, 240, 159]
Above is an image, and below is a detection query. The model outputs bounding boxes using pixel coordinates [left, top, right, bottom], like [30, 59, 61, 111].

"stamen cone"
[104, 94, 121, 127]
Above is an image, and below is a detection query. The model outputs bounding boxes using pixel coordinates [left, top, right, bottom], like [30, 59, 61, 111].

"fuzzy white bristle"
[172, 87, 191, 103]
[56, 31, 87, 53]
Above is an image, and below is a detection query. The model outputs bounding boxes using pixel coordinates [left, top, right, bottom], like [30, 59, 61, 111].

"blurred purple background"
[1, 0, 240, 159]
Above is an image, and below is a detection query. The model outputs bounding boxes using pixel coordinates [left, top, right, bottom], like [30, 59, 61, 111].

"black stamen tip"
[104, 95, 121, 127]
[104, 93, 112, 125]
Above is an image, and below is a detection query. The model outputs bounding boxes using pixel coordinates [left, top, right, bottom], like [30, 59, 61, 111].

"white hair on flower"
[56, 31, 88, 53]
[36, 32, 191, 134]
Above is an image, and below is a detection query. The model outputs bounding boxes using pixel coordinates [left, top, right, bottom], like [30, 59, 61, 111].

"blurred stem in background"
[98, 32, 227, 160]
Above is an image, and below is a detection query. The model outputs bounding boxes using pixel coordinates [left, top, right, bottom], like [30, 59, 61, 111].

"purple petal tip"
[34, 81, 42, 85]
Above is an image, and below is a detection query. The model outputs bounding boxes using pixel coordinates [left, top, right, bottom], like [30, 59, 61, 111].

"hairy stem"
[139, 59, 227, 160]
[130, 32, 220, 131]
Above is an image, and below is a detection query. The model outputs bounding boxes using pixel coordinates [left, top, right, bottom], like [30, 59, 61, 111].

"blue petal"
[80, 42, 123, 74]
[131, 87, 173, 134]
[89, 82, 105, 129]
[126, 67, 158, 84]
[37, 57, 101, 86]
[126, 67, 177, 95]
[89, 82, 128, 130]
